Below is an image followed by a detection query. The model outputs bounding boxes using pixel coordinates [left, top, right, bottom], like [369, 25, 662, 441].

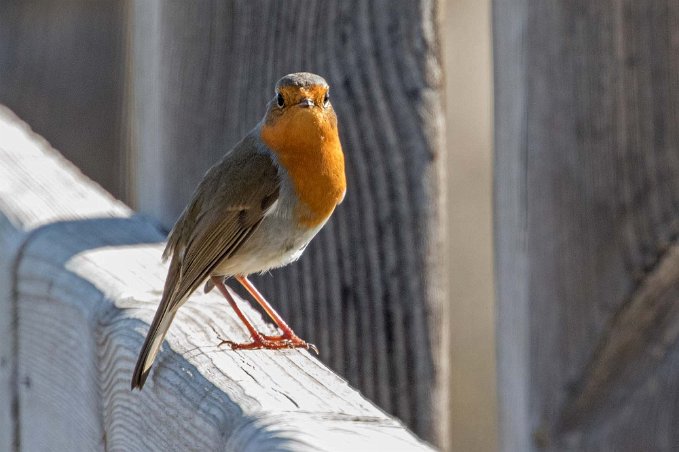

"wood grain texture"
[494, 1, 679, 450]
[0, 107, 433, 450]
[128, 1, 448, 445]
[0, 0, 127, 200]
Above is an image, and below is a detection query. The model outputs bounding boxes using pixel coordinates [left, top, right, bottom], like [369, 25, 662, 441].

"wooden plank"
[493, 1, 679, 450]
[492, 0, 531, 450]
[128, 0, 448, 445]
[0, 106, 433, 450]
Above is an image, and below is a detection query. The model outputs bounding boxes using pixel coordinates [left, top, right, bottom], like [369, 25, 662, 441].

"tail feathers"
[131, 307, 177, 390]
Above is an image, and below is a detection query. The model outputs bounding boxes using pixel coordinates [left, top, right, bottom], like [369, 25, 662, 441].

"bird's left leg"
[236, 275, 318, 353]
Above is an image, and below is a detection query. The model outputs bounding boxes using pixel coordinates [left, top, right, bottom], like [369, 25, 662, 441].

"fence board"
[494, 1, 679, 450]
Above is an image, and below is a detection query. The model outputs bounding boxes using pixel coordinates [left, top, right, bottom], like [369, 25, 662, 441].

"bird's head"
[261, 72, 338, 152]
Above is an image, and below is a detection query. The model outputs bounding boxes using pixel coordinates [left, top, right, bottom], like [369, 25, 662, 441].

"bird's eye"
[323, 91, 330, 107]
[276, 92, 285, 107]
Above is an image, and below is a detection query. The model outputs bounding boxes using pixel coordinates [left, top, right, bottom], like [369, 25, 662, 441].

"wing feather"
[161, 138, 280, 312]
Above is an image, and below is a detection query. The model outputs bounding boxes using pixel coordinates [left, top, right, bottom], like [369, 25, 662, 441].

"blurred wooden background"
[0, 0, 455, 449]
[445, 1, 496, 451]
[0, 1, 128, 199]
[495, 1, 679, 451]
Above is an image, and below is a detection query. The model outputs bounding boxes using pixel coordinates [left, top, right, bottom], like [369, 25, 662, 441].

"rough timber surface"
[494, 1, 679, 451]
[0, 106, 433, 451]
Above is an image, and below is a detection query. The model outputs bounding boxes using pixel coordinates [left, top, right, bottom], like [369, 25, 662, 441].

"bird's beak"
[297, 98, 315, 108]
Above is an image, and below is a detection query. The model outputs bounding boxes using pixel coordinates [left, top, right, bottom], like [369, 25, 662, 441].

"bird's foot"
[261, 332, 319, 354]
[219, 333, 318, 353]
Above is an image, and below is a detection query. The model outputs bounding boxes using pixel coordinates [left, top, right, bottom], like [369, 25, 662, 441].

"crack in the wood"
[275, 389, 300, 409]
[208, 323, 223, 341]
[240, 366, 258, 384]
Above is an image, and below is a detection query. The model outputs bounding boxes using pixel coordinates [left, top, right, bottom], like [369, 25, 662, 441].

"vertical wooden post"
[493, 1, 531, 449]
[0, 0, 127, 200]
[494, 0, 679, 450]
[128, 1, 448, 445]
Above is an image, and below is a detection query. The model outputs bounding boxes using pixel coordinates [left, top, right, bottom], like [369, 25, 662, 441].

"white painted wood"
[0, 106, 434, 451]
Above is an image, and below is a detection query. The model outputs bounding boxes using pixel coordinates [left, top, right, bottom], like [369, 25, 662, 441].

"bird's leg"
[211, 276, 315, 352]
[211, 276, 266, 346]
[236, 275, 318, 353]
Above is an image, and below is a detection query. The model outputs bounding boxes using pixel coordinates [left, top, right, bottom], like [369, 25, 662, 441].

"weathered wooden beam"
[494, 0, 679, 450]
[0, 106, 433, 451]
[492, 0, 531, 450]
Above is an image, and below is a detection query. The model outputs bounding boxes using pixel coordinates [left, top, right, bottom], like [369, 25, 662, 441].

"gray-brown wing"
[163, 144, 280, 311]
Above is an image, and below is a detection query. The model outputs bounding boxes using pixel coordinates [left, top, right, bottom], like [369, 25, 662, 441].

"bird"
[131, 72, 346, 390]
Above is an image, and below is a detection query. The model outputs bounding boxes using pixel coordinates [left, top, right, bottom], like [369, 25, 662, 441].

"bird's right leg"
[235, 275, 318, 353]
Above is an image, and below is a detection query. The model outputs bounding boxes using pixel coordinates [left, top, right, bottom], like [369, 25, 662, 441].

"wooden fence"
[494, 1, 679, 450]
[0, 106, 434, 451]
[0, 2, 449, 446]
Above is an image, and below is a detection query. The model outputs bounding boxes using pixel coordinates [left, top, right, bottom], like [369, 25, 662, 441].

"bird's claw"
[219, 334, 318, 353]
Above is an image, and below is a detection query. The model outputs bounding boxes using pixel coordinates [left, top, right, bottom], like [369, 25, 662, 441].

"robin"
[131, 72, 346, 390]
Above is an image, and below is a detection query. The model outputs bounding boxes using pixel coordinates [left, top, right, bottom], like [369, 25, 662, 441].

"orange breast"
[261, 107, 346, 228]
